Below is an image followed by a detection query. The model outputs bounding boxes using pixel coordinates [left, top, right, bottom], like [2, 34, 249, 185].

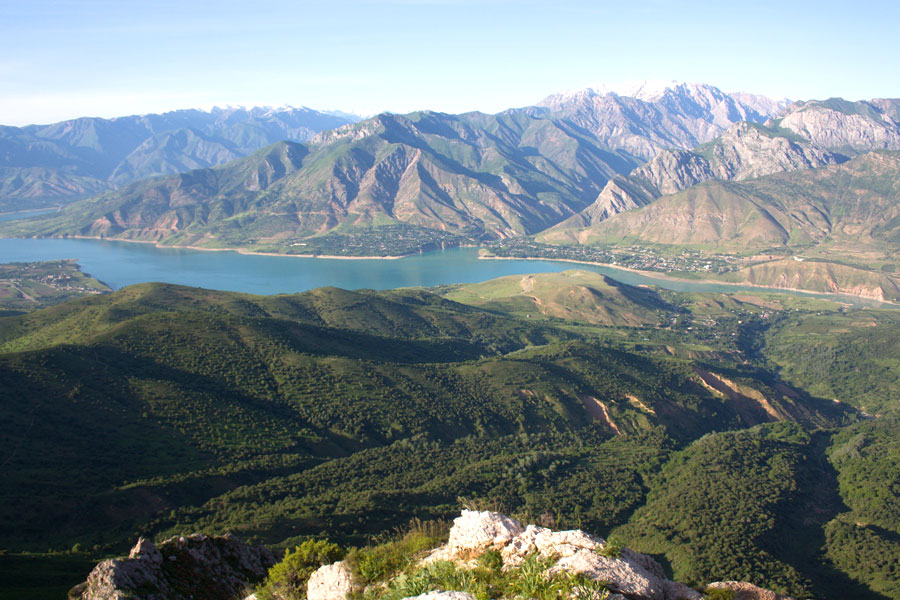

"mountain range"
[0, 106, 359, 211]
[4, 83, 900, 300]
[535, 81, 790, 159]
[0, 83, 791, 243]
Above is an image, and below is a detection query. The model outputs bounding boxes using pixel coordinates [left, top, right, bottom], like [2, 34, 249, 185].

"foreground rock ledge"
[72, 511, 793, 600]
[70, 533, 275, 600]
[307, 510, 792, 600]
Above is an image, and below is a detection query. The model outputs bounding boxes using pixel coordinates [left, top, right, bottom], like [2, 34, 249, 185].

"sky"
[2, 0, 899, 126]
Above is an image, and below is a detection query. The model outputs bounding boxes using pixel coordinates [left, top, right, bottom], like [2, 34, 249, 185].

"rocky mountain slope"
[535, 82, 788, 160]
[775, 98, 900, 153]
[543, 122, 848, 237]
[537, 95, 900, 242]
[564, 151, 900, 248]
[1, 110, 641, 248]
[2, 83, 796, 252]
[0, 106, 358, 210]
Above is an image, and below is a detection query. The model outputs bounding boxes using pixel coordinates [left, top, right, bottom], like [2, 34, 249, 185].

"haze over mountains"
[0, 82, 790, 237]
[0, 106, 359, 211]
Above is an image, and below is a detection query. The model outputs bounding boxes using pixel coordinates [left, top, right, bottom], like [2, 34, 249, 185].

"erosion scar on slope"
[695, 368, 781, 423]
[580, 395, 622, 435]
[521, 275, 534, 293]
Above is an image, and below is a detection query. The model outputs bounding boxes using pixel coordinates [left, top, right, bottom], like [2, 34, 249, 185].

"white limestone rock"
[307, 561, 359, 600]
[550, 548, 701, 600]
[706, 581, 795, 600]
[444, 510, 524, 557]
[501, 525, 603, 566]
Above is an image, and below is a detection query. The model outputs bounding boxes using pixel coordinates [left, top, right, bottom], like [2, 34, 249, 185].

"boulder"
[446, 510, 524, 556]
[550, 549, 701, 600]
[307, 560, 359, 600]
[501, 525, 603, 566]
[421, 511, 702, 600]
[706, 581, 794, 600]
[74, 533, 275, 600]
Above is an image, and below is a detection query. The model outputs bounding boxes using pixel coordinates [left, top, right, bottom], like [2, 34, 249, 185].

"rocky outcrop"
[776, 99, 900, 152]
[444, 510, 525, 556]
[706, 581, 795, 600]
[72, 533, 276, 600]
[555, 122, 845, 231]
[298, 510, 792, 600]
[630, 149, 717, 196]
[707, 122, 845, 181]
[307, 561, 360, 600]
[422, 510, 701, 600]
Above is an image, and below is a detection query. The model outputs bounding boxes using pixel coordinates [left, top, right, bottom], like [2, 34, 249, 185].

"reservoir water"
[0, 236, 892, 307]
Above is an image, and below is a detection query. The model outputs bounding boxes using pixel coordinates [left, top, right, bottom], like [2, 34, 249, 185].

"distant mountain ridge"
[2, 110, 641, 247]
[774, 97, 900, 152]
[545, 121, 848, 236]
[535, 81, 790, 160]
[3, 82, 799, 250]
[0, 105, 360, 210]
[540, 95, 900, 246]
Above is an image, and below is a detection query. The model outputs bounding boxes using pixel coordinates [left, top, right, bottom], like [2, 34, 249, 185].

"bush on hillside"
[256, 539, 344, 600]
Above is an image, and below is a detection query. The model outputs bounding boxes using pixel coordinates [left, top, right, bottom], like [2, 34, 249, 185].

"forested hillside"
[4, 274, 900, 598]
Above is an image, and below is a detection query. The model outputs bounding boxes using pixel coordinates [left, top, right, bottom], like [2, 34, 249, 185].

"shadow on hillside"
[761, 431, 890, 600]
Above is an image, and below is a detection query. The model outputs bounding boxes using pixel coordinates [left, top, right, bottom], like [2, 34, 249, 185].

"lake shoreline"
[64, 235, 409, 260]
[2, 236, 895, 307]
[478, 254, 900, 306]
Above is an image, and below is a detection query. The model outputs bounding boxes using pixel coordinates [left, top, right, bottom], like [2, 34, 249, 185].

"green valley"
[2, 270, 899, 598]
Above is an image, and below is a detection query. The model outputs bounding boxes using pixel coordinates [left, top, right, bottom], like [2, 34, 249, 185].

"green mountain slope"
[761, 308, 900, 415]
[615, 423, 881, 599]
[441, 269, 673, 326]
[14, 277, 900, 598]
[0, 167, 112, 212]
[0, 280, 853, 560]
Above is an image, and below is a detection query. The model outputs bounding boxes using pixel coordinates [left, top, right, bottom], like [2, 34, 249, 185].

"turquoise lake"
[0, 236, 892, 307]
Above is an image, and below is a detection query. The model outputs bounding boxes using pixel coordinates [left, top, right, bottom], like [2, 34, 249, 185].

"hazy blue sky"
[2, 0, 898, 125]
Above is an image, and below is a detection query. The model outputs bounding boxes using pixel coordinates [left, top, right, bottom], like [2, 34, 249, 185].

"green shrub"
[387, 570, 435, 599]
[256, 539, 344, 600]
[597, 536, 624, 558]
[362, 547, 611, 600]
[704, 588, 735, 600]
[509, 551, 560, 600]
[347, 519, 449, 584]
[477, 549, 503, 572]
[565, 573, 610, 600]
